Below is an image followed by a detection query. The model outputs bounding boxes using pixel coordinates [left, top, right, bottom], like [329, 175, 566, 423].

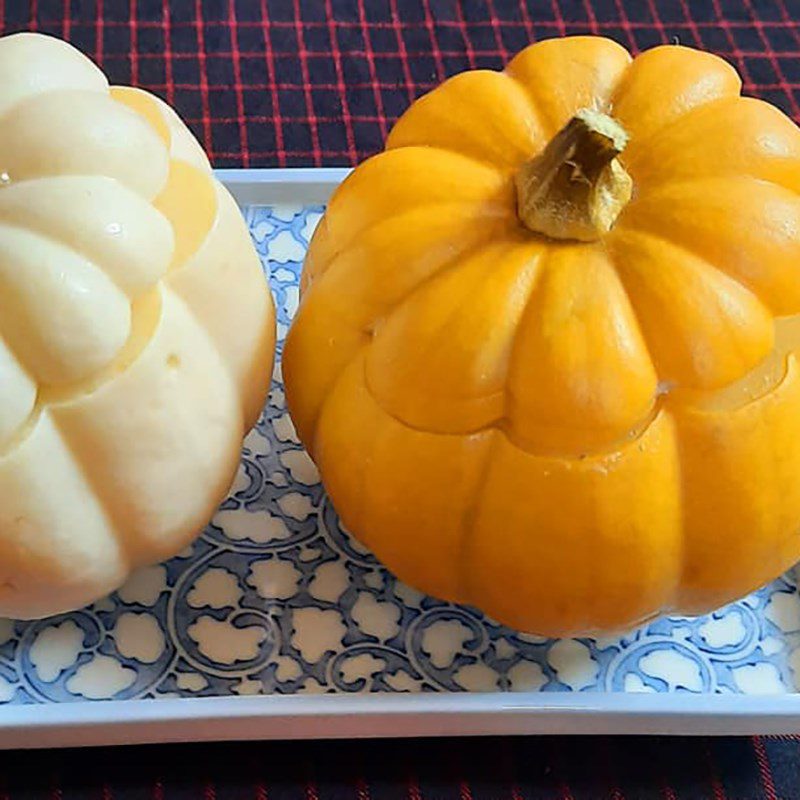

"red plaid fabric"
[1, 2, 800, 797]
[2, 0, 800, 167]
[0, 734, 797, 799]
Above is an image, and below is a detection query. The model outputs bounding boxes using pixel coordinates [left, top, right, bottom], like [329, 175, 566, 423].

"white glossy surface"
[0, 34, 273, 618]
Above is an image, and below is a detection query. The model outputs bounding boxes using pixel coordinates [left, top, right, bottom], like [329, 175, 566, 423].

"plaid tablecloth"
[4, 0, 800, 167]
[0, 735, 798, 799]
[2, 1, 800, 798]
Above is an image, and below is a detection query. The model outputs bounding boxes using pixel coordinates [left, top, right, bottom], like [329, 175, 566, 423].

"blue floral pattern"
[2, 204, 800, 703]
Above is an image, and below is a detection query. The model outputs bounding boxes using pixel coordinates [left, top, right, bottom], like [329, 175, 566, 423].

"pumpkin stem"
[515, 108, 632, 242]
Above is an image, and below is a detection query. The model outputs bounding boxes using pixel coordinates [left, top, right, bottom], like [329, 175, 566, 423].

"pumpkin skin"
[0, 33, 275, 619]
[283, 35, 800, 636]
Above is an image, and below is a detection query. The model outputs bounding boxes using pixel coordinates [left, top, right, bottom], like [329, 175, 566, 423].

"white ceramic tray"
[2, 168, 800, 748]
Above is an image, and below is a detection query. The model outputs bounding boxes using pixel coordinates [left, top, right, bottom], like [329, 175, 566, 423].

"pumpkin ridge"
[609, 45, 742, 160]
[114, 88, 222, 281]
[0, 89, 170, 200]
[617, 176, 800, 316]
[297, 228, 515, 447]
[619, 97, 736, 172]
[40, 289, 162, 405]
[307, 200, 513, 288]
[130, 88, 211, 172]
[296, 326, 369, 453]
[0, 334, 36, 449]
[607, 227, 775, 390]
[0, 409, 129, 618]
[385, 71, 545, 169]
[110, 85, 172, 149]
[0, 169, 225, 465]
[0, 174, 174, 298]
[0, 189, 164, 299]
[357, 347, 665, 461]
[456, 428, 500, 605]
[0, 33, 108, 118]
[0, 220, 131, 386]
[666, 348, 792, 415]
[500, 399, 662, 460]
[472, 69, 547, 159]
[669, 354, 800, 612]
[621, 95, 740, 171]
[49, 285, 241, 570]
[0, 85, 105, 123]
[301, 146, 514, 288]
[616, 218, 771, 309]
[0, 402, 41, 460]
[500, 67, 553, 139]
[389, 114, 535, 171]
[0, 151, 216, 446]
[351, 238, 661, 454]
[504, 36, 632, 138]
[620, 96, 800, 195]
[0, 289, 162, 457]
[157, 175, 272, 432]
[42, 406, 134, 573]
[364, 237, 544, 427]
[503, 243, 657, 447]
[310, 210, 516, 331]
[476, 71, 544, 164]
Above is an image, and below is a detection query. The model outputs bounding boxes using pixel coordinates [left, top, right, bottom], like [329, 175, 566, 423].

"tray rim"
[3, 167, 798, 747]
[3, 693, 800, 748]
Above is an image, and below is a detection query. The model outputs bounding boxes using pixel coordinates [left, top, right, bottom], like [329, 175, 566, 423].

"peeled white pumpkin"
[0, 32, 275, 618]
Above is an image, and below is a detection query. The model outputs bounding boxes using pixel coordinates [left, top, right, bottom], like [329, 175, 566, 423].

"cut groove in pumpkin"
[41, 288, 163, 405]
[110, 85, 171, 148]
[153, 160, 217, 272]
[365, 237, 545, 434]
[2, 288, 164, 457]
[668, 315, 800, 413]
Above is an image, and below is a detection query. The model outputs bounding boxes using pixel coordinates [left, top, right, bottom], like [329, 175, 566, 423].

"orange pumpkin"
[283, 36, 800, 636]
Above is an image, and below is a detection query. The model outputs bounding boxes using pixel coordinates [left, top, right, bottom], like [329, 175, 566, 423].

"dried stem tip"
[515, 108, 633, 242]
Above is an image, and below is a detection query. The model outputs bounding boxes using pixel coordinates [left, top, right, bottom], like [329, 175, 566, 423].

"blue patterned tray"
[3, 196, 800, 708]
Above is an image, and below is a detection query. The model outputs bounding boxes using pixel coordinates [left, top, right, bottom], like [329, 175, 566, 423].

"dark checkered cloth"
[4, 0, 800, 167]
[2, 1, 800, 798]
[0, 736, 798, 799]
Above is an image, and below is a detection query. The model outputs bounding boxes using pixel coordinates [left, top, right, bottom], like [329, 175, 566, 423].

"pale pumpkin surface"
[0, 33, 275, 618]
[284, 36, 800, 635]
